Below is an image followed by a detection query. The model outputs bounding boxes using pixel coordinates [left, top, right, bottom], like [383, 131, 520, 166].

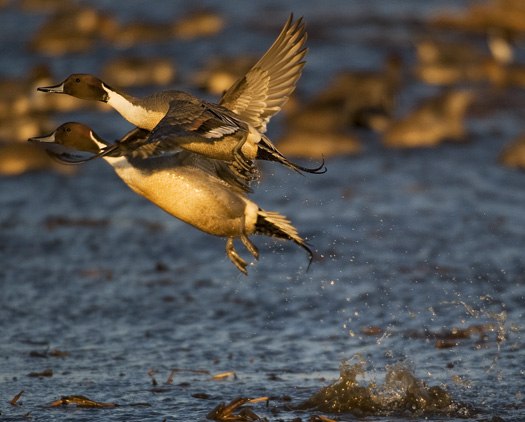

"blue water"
[1, 1, 524, 421]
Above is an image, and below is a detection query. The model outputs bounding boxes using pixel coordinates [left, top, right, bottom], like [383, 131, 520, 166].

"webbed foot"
[226, 238, 248, 275]
[240, 216, 259, 260]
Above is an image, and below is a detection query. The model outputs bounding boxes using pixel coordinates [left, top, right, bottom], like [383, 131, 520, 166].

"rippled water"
[1, 1, 524, 421]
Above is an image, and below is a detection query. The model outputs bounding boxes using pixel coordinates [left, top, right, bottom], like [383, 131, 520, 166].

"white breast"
[104, 88, 165, 130]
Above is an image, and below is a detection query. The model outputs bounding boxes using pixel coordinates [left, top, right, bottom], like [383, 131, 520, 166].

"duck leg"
[232, 138, 252, 173]
[239, 215, 259, 260]
[226, 237, 248, 275]
[229, 159, 257, 181]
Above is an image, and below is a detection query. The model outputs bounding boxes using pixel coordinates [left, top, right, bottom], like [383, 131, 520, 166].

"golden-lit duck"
[192, 56, 257, 95]
[0, 141, 74, 176]
[383, 90, 474, 148]
[291, 54, 402, 131]
[101, 57, 177, 88]
[110, 21, 173, 49]
[0, 78, 32, 119]
[0, 65, 62, 120]
[0, 114, 55, 144]
[431, 0, 525, 34]
[172, 10, 224, 40]
[278, 99, 363, 158]
[277, 128, 362, 159]
[414, 39, 492, 85]
[0, 67, 73, 172]
[276, 56, 402, 159]
[30, 4, 117, 55]
[499, 134, 525, 170]
[415, 32, 525, 87]
[29, 122, 313, 275]
[37, 15, 325, 176]
[108, 11, 223, 48]
[503, 65, 525, 87]
[483, 32, 525, 88]
[0, 66, 86, 142]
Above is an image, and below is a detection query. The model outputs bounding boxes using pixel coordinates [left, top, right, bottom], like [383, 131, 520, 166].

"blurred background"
[1, 1, 524, 421]
[1, 0, 525, 171]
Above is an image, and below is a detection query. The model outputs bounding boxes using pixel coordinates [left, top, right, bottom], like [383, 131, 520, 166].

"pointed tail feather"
[256, 209, 313, 270]
[256, 135, 326, 175]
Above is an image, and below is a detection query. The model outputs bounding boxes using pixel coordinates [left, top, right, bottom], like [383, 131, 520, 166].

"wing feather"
[219, 14, 307, 133]
[139, 98, 247, 153]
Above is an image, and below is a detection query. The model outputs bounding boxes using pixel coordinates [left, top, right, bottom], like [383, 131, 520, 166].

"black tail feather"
[255, 210, 313, 271]
[256, 144, 326, 175]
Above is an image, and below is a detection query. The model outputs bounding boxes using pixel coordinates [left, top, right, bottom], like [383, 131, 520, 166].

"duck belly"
[114, 165, 254, 237]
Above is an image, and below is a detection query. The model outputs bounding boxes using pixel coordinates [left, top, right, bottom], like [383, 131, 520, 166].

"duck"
[382, 90, 473, 148]
[192, 55, 257, 95]
[500, 133, 525, 170]
[29, 122, 313, 275]
[299, 54, 402, 130]
[414, 39, 490, 85]
[171, 10, 224, 40]
[431, 0, 525, 34]
[30, 4, 117, 56]
[36, 15, 326, 176]
[110, 21, 173, 49]
[0, 141, 75, 176]
[100, 56, 177, 88]
[277, 128, 362, 159]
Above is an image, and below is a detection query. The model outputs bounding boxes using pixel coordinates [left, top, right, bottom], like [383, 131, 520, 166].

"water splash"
[441, 298, 508, 372]
[301, 357, 473, 417]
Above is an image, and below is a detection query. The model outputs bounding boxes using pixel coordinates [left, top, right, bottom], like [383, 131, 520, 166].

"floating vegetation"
[211, 371, 238, 381]
[49, 395, 151, 408]
[10, 390, 24, 406]
[206, 397, 268, 421]
[27, 369, 53, 378]
[49, 395, 118, 408]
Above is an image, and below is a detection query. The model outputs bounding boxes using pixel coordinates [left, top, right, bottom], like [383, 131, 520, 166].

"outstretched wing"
[219, 14, 307, 133]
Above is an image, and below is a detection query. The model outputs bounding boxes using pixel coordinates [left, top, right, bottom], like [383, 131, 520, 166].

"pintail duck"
[382, 90, 473, 148]
[30, 4, 117, 56]
[29, 122, 313, 275]
[192, 55, 257, 95]
[101, 56, 176, 88]
[500, 133, 525, 170]
[37, 15, 325, 176]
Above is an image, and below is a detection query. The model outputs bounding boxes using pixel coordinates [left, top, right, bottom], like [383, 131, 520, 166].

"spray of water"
[300, 356, 473, 417]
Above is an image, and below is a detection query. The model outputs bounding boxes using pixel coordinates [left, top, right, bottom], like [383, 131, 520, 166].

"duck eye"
[75, 78, 80, 83]
[66, 128, 71, 132]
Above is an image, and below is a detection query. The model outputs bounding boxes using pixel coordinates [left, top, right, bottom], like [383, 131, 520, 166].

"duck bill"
[28, 132, 56, 144]
[37, 82, 65, 93]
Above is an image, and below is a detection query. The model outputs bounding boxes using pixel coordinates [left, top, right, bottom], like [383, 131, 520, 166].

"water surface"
[1, 1, 524, 421]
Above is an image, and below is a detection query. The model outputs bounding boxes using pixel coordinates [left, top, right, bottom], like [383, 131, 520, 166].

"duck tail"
[255, 209, 313, 271]
[256, 135, 326, 175]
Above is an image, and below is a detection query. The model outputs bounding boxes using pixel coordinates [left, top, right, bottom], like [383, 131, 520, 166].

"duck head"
[29, 122, 109, 154]
[37, 74, 110, 102]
